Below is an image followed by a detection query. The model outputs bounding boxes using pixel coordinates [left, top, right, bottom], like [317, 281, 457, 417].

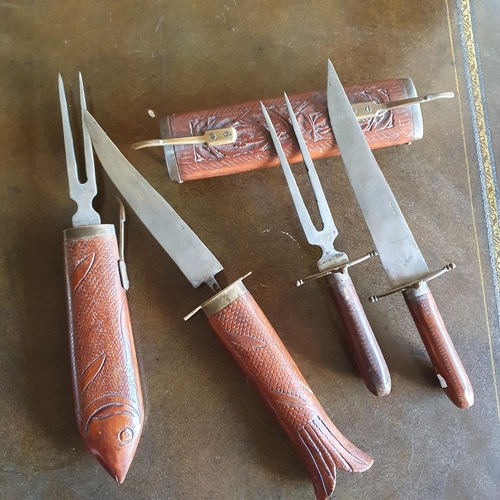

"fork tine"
[79, 72, 97, 189]
[283, 93, 337, 234]
[59, 73, 100, 227]
[260, 102, 319, 243]
[58, 74, 80, 197]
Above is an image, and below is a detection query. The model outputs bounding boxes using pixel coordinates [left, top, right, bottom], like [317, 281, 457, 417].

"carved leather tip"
[83, 404, 143, 483]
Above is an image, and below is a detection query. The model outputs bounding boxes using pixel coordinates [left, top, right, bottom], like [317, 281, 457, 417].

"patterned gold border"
[448, 0, 500, 418]
[457, 1, 500, 267]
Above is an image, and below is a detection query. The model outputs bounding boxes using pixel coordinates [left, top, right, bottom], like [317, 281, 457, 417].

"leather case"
[158, 78, 423, 182]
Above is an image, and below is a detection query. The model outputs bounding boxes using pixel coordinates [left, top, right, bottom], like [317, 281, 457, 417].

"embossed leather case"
[159, 78, 422, 182]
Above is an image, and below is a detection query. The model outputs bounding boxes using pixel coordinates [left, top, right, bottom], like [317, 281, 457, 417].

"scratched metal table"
[1, 1, 499, 499]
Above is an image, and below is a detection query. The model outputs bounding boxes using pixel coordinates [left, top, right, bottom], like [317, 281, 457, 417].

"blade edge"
[84, 111, 223, 288]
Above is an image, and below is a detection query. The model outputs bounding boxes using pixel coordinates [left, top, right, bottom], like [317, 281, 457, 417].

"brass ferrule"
[183, 273, 252, 321]
[201, 278, 248, 317]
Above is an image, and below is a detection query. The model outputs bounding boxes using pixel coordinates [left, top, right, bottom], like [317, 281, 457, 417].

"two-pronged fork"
[261, 95, 391, 396]
[59, 73, 143, 481]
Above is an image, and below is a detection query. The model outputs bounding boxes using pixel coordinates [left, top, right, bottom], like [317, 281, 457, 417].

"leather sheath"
[159, 78, 423, 182]
[63, 225, 144, 482]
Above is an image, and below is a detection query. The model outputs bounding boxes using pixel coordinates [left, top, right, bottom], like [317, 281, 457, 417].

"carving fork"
[261, 95, 391, 396]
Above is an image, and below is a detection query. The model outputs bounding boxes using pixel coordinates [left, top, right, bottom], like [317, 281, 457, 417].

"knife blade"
[84, 109, 373, 500]
[59, 74, 144, 482]
[327, 60, 473, 408]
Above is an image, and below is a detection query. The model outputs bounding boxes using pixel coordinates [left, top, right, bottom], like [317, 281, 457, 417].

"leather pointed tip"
[370, 384, 391, 398]
[94, 445, 135, 484]
[99, 456, 131, 484]
[82, 405, 143, 485]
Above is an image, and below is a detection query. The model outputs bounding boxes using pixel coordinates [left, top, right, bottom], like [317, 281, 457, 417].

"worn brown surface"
[64, 229, 144, 483]
[1, 1, 499, 499]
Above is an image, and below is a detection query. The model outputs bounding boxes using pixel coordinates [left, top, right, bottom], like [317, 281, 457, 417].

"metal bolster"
[201, 277, 249, 317]
[401, 77, 424, 142]
[64, 224, 115, 240]
[183, 273, 252, 321]
[159, 116, 182, 183]
[297, 251, 377, 287]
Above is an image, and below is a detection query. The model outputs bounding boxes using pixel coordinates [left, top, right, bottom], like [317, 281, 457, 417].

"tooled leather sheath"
[64, 227, 144, 482]
[205, 288, 373, 500]
[160, 78, 422, 182]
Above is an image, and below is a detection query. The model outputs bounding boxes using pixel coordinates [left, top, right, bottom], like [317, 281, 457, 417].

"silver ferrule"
[64, 224, 116, 241]
[401, 77, 423, 142]
[160, 116, 182, 183]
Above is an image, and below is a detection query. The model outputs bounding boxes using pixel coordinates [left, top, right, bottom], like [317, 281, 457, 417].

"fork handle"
[64, 224, 144, 482]
[326, 271, 391, 396]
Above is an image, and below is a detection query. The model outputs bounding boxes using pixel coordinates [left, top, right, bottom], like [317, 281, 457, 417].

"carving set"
[58, 62, 471, 499]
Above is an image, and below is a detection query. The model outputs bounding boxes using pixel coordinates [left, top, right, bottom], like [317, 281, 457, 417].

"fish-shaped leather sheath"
[63, 225, 144, 482]
[203, 280, 373, 500]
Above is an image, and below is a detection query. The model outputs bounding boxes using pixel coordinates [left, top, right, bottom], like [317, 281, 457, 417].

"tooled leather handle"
[403, 285, 474, 409]
[201, 278, 373, 500]
[326, 272, 391, 397]
[63, 224, 144, 482]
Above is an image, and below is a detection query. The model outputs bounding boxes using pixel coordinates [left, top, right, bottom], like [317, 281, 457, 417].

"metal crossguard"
[261, 94, 376, 284]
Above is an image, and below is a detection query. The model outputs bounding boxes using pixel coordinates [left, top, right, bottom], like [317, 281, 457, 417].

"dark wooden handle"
[203, 282, 372, 500]
[63, 225, 144, 482]
[161, 78, 421, 182]
[403, 286, 474, 409]
[326, 272, 391, 396]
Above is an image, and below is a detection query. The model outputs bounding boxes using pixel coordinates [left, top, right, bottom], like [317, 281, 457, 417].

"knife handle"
[326, 271, 391, 396]
[201, 277, 373, 500]
[403, 283, 474, 409]
[63, 225, 144, 482]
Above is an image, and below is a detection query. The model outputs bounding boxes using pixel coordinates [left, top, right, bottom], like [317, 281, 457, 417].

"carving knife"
[59, 74, 144, 482]
[84, 109, 373, 500]
[326, 60, 474, 408]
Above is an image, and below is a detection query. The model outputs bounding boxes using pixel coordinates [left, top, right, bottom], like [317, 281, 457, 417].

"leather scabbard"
[159, 78, 423, 182]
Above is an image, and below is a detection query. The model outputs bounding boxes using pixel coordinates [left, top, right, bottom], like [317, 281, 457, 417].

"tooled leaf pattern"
[79, 352, 106, 394]
[70, 253, 95, 292]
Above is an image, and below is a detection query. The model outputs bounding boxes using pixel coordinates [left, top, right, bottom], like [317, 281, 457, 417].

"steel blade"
[84, 110, 223, 288]
[327, 60, 429, 287]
